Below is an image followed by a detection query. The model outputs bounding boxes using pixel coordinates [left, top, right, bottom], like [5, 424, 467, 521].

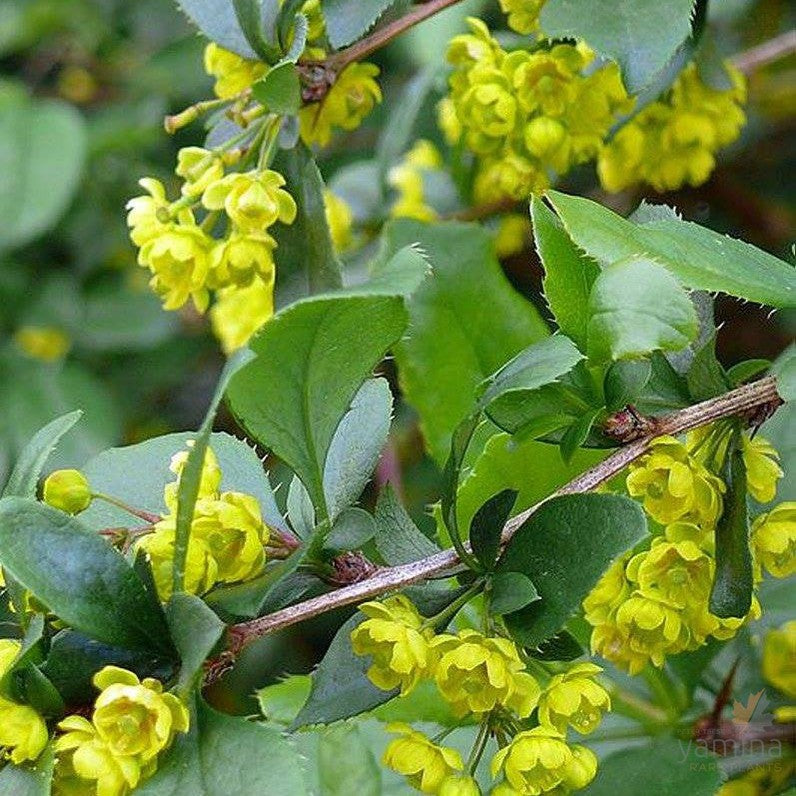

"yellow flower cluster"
[441, 18, 633, 203]
[598, 62, 746, 192]
[353, 596, 609, 795]
[0, 640, 48, 765]
[586, 430, 787, 674]
[300, 62, 382, 148]
[54, 666, 189, 796]
[498, 0, 547, 35]
[388, 140, 443, 223]
[135, 443, 269, 601]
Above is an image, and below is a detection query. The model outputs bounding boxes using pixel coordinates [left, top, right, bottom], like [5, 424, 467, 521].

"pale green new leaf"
[175, 0, 258, 58]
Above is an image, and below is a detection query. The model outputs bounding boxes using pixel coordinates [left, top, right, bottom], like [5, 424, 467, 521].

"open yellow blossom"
[430, 629, 540, 717]
[762, 621, 796, 699]
[126, 178, 170, 248]
[300, 62, 382, 147]
[350, 595, 433, 695]
[92, 666, 189, 762]
[626, 435, 725, 526]
[175, 147, 224, 197]
[202, 170, 297, 233]
[56, 715, 142, 796]
[14, 325, 71, 362]
[210, 230, 277, 287]
[491, 726, 597, 795]
[537, 662, 611, 735]
[742, 435, 783, 503]
[498, 0, 547, 34]
[203, 43, 266, 99]
[383, 723, 464, 794]
[582, 554, 632, 626]
[43, 469, 92, 514]
[752, 502, 795, 578]
[210, 276, 274, 354]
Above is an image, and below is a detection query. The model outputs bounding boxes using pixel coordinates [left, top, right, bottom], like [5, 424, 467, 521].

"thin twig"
[731, 30, 796, 74]
[224, 376, 781, 654]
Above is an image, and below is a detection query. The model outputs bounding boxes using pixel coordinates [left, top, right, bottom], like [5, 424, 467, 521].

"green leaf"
[710, 446, 753, 618]
[173, 350, 255, 595]
[374, 484, 439, 565]
[478, 335, 585, 409]
[326, 507, 376, 552]
[233, 0, 281, 62]
[167, 592, 225, 696]
[324, 378, 392, 522]
[532, 196, 598, 349]
[635, 352, 691, 414]
[175, 0, 258, 59]
[287, 475, 315, 538]
[604, 360, 653, 412]
[725, 359, 770, 387]
[498, 494, 647, 647]
[455, 432, 606, 533]
[686, 332, 729, 401]
[581, 737, 720, 796]
[135, 698, 308, 796]
[322, 0, 399, 49]
[587, 256, 699, 362]
[272, 143, 343, 294]
[295, 724, 381, 796]
[771, 347, 796, 402]
[79, 431, 284, 533]
[546, 191, 796, 308]
[0, 614, 44, 693]
[560, 407, 602, 464]
[490, 571, 539, 615]
[530, 630, 585, 661]
[257, 674, 312, 725]
[293, 614, 396, 727]
[227, 293, 407, 516]
[540, 0, 695, 92]
[252, 62, 301, 114]
[0, 745, 54, 795]
[2, 410, 81, 498]
[0, 96, 86, 252]
[469, 489, 517, 571]
[380, 219, 549, 465]
[41, 630, 174, 706]
[0, 498, 172, 653]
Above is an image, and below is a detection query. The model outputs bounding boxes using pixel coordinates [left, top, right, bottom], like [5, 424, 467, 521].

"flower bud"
[43, 469, 92, 514]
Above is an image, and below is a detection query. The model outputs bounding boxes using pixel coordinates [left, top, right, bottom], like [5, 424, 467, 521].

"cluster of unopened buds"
[351, 594, 611, 794]
[584, 426, 793, 674]
[0, 643, 188, 796]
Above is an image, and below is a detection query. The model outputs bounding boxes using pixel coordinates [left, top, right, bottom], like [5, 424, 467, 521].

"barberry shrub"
[0, 1, 795, 795]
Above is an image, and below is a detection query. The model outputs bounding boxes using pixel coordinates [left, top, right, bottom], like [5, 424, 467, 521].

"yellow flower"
[626, 435, 725, 526]
[175, 147, 224, 197]
[498, 0, 547, 34]
[126, 178, 170, 247]
[300, 62, 382, 148]
[598, 61, 745, 193]
[437, 97, 462, 145]
[491, 726, 597, 794]
[493, 214, 531, 258]
[537, 662, 611, 735]
[762, 621, 796, 699]
[742, 435, 783, 504]
[43, 469, 92, 514]
[589, 622, 649, 679]
[613, 592, 689, 670]
[189, 492, 268, 583]
[383, 723, 464, 794]
[0, 638, 20, 675]
[210, 275, 274, 354]
[388, 140, 442, 223]
[350, 595, 432, 695]
[14, 325, 71, 362]
[473, 151, 548, 203]
[210, 230, 277, 287]
[438, 773, 481, 796]
[203, 43, 266, 99]
[752, 502, 795, 578]
[582, 554, 632, 626]
[202, 170, 297, 233]
[430, 629, 540, 718]
[137, 216, 213, 311]
[774, 705, 796, 723]
[91, 666, 189, 763]
[55, 715, 142, 796]
[629, 538, 714, 610]
[0, 696, 49, 764]
[135, 528, 218, 602]
[323, 189, 353, 252]
[163, 441, 222, 511]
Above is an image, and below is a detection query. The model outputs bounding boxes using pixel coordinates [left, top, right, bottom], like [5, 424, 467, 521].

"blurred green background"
[0, 0, 793, 711]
